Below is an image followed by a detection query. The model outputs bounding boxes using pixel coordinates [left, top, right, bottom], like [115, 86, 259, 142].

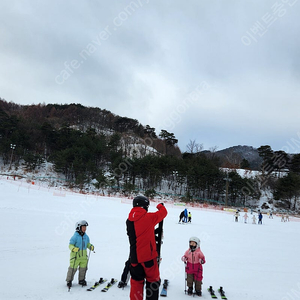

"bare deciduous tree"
[186, 140, 203, 154]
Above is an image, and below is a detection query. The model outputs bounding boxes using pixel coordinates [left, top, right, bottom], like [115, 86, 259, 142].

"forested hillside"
[1, 98, 300, 211]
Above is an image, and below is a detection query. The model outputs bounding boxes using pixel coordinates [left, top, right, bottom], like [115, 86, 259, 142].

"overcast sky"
[1, 0, 300, 153]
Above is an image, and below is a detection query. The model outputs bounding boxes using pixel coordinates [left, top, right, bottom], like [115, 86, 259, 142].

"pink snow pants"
[185, 262, 203, 281]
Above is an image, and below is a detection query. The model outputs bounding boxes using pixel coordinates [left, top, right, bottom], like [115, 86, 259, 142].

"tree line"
[1, 99, 300, 210]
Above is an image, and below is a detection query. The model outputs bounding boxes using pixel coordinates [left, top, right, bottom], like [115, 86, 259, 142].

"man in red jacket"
[126, 196, 167, 300]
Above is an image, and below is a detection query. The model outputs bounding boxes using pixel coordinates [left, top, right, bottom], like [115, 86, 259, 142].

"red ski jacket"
[126, 203, 167, 264]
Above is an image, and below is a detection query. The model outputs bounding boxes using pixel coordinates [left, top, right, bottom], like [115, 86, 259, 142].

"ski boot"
[195, 290, 202, 296]
[187, 287, 193, 295]
[79, 279, 87, 286]
[67, 281, 72, 288]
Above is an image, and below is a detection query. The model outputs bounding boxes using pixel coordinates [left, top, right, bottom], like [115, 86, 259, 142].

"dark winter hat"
[133, 195, 150, 211]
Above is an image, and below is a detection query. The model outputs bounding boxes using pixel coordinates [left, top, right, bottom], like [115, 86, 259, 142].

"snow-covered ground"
[1, 176, 299, 300]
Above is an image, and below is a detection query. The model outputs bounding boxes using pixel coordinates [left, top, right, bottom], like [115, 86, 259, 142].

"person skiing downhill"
[65, 220, 94, 288]
[181, 236, 206, 296]
[126, 195, 167, 300]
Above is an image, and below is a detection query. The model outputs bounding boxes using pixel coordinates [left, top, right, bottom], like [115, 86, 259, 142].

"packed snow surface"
[1, 177, 299, 300]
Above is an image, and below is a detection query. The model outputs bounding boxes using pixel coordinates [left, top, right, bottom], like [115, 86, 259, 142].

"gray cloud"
[1, 0, 300, 152]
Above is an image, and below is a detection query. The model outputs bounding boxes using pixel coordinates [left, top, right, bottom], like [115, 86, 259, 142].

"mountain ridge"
[203, 145, 262, 170]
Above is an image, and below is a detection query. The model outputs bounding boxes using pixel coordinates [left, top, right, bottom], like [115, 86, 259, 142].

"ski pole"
[86, 246, 96, 270]
[184, 271, 187, 294]
[184, 261, 187, 294]
[86, 248, 92, 270]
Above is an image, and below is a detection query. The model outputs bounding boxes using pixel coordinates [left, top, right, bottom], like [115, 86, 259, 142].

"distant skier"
[179, 210, 185, 223]
[258, 212, 263, 224]
[183, 208, 188, 223]
[252, 214, 257, 224]
[188, 211, 192, 223]
[269, 210, 273, 219]
[234, 210, 240, 222]
[181, 236, 205, 296]
[243, 212, 248, 223]
[66, 220, 94, 288]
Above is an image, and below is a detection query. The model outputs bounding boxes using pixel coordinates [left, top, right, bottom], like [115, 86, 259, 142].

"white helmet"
[75, 220, 88, 232]
[189, 236, 200, 248]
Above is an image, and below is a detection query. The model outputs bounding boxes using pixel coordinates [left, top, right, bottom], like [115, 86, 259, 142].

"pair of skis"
[208, 286, 227, 299]
[86, 278, 117, 292]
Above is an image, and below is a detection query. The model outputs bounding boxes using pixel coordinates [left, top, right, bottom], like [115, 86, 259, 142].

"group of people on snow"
[235, 208, 292, 225]
[179, 208, 192, 223]
[66, 200, 286, 299]
[65, 196, 203, 299]
[234, 210, 263, 224]
[281, 214, 290, 222]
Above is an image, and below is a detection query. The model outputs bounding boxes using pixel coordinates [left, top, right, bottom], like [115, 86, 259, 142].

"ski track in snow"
[0, 177, 300, 300]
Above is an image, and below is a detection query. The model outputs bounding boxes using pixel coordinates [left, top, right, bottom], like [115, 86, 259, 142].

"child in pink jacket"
[181, 236, 205, 296]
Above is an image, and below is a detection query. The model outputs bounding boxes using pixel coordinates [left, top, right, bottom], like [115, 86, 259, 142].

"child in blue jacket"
[66, 220, 94, 288]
